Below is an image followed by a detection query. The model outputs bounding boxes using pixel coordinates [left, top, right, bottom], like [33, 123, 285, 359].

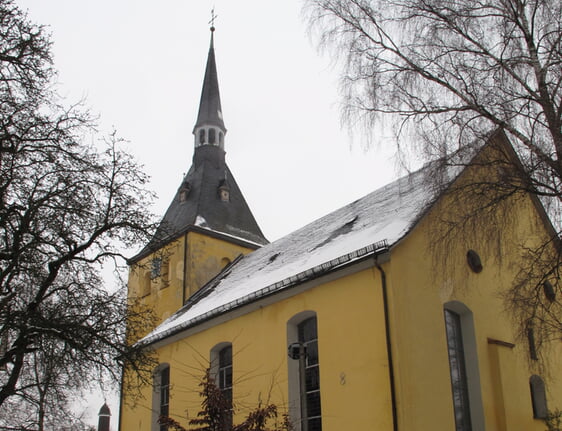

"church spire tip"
[193, 14, 225, 151]
[209, 8, 217, 34]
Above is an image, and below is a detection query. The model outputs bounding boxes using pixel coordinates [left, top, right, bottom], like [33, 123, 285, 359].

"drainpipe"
[117, 364, 124, 431]
[375, 254, 398, 431]
[182, 233, 188, 304]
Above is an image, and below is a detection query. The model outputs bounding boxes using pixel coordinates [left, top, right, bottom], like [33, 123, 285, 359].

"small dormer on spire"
[193, 25, 226, 151]
[218, 178, 230, 202]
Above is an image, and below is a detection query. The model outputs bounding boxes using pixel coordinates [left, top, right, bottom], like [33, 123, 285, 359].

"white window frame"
[287, 311, 321, 431]
[151, 363, 170, 431]
[444, 301, 485, 431]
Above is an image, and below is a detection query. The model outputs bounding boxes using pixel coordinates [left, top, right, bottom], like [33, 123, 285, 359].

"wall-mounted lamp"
[288, 342, 307, 360]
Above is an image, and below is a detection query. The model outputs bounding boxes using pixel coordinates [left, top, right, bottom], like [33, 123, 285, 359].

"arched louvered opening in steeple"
[194, 126, 225, 150]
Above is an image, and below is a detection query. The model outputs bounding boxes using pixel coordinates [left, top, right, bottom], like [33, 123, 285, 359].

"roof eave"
[127, 224, 266, 265]
[136, 240, 390, 349]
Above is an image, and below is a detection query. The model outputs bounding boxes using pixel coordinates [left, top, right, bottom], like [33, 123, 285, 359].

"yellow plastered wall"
[184, 231, 254, 299]
[385, 150, 562, 430]
[122, 139, 562, 431]
[127, 232, 255, 341]
[120, 268, 395, 431]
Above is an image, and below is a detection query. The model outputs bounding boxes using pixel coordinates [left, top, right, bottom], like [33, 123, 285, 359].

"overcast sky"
[14, 0, 400, 426]
[15, 0, 400, 241]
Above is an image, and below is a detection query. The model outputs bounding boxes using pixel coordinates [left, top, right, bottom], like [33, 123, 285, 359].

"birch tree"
[307, 0, 562, 345]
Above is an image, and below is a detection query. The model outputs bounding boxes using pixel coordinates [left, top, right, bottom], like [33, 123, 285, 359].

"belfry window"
[199, 129, 206, 144]
[208, 128, 216, 145]
[141, 271, 151, 296]
[151, 257, 162, 279]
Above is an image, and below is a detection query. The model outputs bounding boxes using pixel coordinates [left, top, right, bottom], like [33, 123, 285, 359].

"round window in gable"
[467, 249, 483, 273]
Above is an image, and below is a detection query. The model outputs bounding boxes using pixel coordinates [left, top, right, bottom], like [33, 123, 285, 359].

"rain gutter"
[128, 224, 265, 265]
[138, 240, 390, 348]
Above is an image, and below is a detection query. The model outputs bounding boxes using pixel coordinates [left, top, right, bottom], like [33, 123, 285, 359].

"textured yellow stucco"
[385, 154, 562, 431]
[126, 232, 254, 342]
[121, 145, 562, 431]
[121, 267, 394, 430]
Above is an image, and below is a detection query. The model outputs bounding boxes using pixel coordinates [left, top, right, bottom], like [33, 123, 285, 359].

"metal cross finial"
[209, 8, 218, 31]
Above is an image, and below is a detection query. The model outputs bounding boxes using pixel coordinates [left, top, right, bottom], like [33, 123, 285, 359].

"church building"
[119, 27, 562, 431]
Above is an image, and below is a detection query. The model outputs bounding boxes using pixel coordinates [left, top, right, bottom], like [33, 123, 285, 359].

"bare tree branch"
[306, 0, 562, 352]
[0, 1, 157, 427]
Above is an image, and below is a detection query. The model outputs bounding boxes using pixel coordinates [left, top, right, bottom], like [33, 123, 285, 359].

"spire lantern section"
[193, 28, 226, 151]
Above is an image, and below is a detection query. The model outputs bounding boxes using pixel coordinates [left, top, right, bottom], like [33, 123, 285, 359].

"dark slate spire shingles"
[193, 30, 225, 132]
[130, 30, 267, 263]
[153, 145, 268, 248]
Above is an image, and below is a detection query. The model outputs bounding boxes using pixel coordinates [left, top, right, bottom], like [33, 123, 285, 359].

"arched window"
[443, 302, 485, 431]
[444, 309, 471, 430]
[151, 258, 162, 278]
[161, 259, 170, 288]
[141, 271, 151, 297]
[530, 375, 548, 419]
[152, 364, 170, 431]
[287, 311, 322, 431]
[210, 343, 233, 428]
[208, 128, 216, 145]
[199, 129, 206, 145]
[526, 323, 538, 360]
[218, 345, 232, 401]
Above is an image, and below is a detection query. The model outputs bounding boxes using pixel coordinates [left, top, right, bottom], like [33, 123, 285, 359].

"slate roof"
[131, 30, 267, 262]
[194, 30, 225, 132]
[98, 403, 111, 416]
[139, 160, 455, 346]
[132, 145, 268, 261]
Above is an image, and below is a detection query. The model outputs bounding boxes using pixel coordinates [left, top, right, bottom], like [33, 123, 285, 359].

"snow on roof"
[139, 162, 453, 346]
[194, 215, 208, 227]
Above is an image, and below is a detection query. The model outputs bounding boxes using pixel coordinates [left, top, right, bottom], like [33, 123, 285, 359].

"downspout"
[375, 254, 398, 431]
[182, 233, 188, 305]
[117, 364, 124, 431]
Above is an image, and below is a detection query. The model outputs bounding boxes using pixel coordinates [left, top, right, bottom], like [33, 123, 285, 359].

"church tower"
[97, 403, 111, 431]
[127, 27, 267, 337]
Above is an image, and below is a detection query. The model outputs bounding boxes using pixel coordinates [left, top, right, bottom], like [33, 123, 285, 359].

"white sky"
[14, 0, 400, 427]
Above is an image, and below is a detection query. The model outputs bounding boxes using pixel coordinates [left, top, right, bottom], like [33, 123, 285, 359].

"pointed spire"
[97, 403, 111, 431]
[193, 26, 226, 150]
[130, 23, 269, 263]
